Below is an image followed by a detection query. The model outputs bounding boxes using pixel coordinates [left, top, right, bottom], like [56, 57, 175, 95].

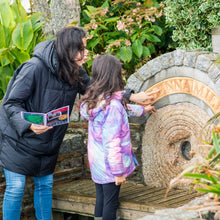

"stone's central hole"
[181, 141, 192, 160]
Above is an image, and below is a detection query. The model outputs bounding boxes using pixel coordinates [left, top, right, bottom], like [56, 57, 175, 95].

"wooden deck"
[52, 179, 200, 220]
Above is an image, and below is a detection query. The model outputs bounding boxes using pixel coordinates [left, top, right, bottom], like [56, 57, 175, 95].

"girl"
[79, 54, 156, 220]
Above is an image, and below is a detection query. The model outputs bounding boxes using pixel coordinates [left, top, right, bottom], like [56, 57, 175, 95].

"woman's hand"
[30, 124, 53, 135]
[115, 175, 126, 186]
[129, 89, 160, 105]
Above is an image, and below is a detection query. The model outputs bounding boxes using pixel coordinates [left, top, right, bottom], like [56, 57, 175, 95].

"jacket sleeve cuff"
[17, 121, 32, 137]
[141, 106, 145, 117]
[124, 88, 134, 102]
[113, 172, 124, 177]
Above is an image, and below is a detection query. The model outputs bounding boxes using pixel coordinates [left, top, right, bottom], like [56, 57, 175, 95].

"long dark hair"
[55, 26, 86, 87]
[79, 54, 126, 111]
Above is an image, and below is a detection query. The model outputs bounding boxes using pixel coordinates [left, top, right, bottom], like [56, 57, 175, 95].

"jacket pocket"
[23, 129, 52, 143]
[18, 130, 53, 156]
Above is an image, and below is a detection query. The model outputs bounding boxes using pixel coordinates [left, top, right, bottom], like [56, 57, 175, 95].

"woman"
[0, 26, 90, 220]
[0, 26, 155, 220]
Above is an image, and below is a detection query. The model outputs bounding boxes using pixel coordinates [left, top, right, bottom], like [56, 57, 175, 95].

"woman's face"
[74, 37, 87, 67]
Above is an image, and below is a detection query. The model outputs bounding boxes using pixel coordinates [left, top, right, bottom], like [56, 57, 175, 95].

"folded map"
[21, 106, 69, 127]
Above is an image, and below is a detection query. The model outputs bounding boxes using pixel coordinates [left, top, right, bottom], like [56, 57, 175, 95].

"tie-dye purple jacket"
[80, 91, 145, 184]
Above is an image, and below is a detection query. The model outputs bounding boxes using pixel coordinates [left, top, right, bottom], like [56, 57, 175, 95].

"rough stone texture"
[160, 52, 175, 69]
[173, 50, 185, 66]
[59, 133, 84, 156]
[32, 0, 54, 35]
[32, 0, 81, 35]
[136, 64, 152, 81]
[183, 52, 197, 68]
[215, 78, 220, 96]
[70, 108, 80, 122]
[208, 63, 220, 82]
[138, 209, 201, 220]
[51, 0, 81, 34]
[138, 194, 214, 220]
[125, 73, 143, 93]
[128, 50, 220, 101]
[212, 26, 220, 54]
[142, 103, 211, 188]
[196, 54, 213, 72]
[140, 66, 219, 96]
[147, 57, 162, 75]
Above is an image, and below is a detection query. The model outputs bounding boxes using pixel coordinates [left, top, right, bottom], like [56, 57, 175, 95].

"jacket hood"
[80, 102, 103, 121]
[33, 40, 59, 75]
[80, 91, 124, 121]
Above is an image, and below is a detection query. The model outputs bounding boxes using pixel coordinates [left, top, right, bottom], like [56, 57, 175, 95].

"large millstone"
[142, 103, 210, 187]
[126, 50, 220, 188]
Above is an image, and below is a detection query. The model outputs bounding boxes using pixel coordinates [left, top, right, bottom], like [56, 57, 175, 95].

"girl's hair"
[55, 26, 86, 87]
[79, 54, 126, 111]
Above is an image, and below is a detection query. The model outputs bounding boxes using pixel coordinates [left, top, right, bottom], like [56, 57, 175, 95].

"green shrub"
[80, 0, 171, 78]
[164, 0, 220, 50]
[0, 0, 46, 99]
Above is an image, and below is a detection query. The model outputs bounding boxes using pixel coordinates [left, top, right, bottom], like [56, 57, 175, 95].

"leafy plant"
[80, 0, 169, 78]
[164, 0, 220, 51]
[0, 0, 46, 99]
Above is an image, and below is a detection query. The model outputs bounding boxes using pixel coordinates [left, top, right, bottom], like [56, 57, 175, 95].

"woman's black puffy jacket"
[0, 40, 90, 176]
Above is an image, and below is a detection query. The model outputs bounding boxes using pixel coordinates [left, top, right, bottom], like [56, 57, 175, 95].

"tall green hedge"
[164, 0, 220, 50]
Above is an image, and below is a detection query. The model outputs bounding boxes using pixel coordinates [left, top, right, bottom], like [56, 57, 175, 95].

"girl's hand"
[30, 124, 53, 135]
[144, 105, 156, 114]
[115, 175, 126, 186]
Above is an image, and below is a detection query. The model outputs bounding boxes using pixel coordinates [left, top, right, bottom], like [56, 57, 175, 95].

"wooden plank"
[52, 179, 201, 219]
[52, 196, 159, 220]
[54, 180, 85, 191]
[52, 199, 95, 216]
[138, 189, 185, 203]
[119, 201, 163, 212]
[118, 185, 138, 196]
[80, 184, 96, 195]
[53, 192, 96, 204]
[120, 187, 166, 201]
[156, 191, 194, 204]
[119, 186, 153, 199]
[133, 187, 190, 203]
[54, 180, 95, 194]
[54, 181, 96, 197]
[158, 192, 200, 207]
[117, 207, 154, 220]
[120, 184, 155, 193]
[120, 183, 139, 191]
[52, 199, 156, 220]
[68, 180, 93, 192]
